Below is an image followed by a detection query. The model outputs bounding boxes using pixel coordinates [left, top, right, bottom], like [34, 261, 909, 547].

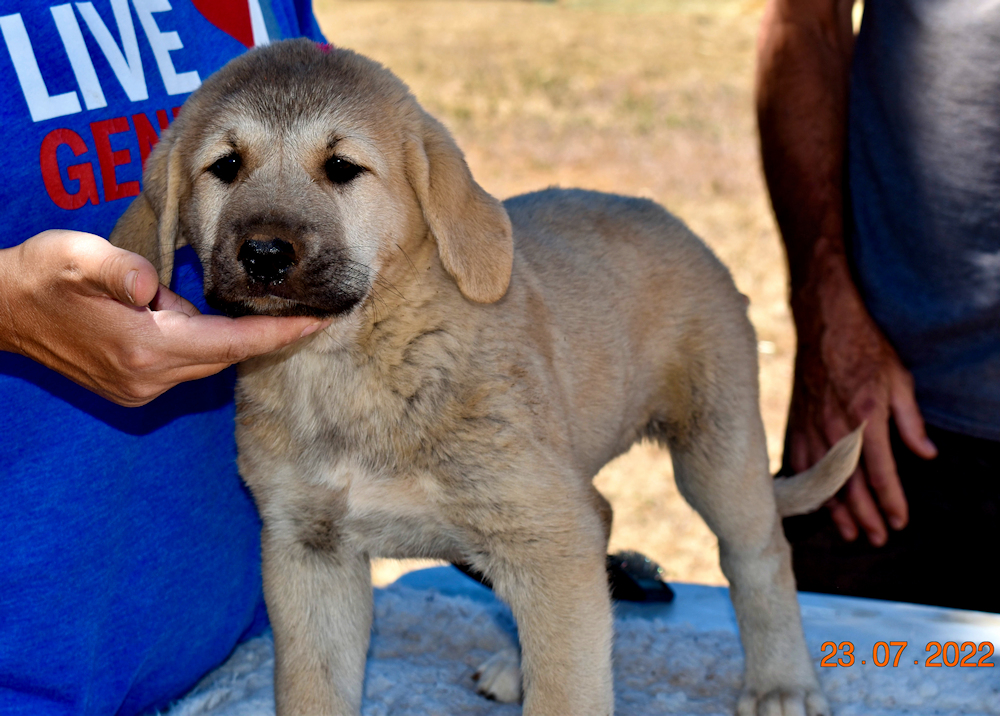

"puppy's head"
[112, 39, 513, 318]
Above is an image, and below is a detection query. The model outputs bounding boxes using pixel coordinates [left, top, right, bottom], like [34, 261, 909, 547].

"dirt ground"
[311, 0, 794, 588]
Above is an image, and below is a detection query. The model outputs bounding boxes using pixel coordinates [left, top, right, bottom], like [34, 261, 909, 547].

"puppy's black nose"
[238, 237, 296, 284]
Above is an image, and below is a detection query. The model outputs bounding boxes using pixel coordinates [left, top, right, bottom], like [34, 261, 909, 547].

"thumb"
[92, 242, 161, 307]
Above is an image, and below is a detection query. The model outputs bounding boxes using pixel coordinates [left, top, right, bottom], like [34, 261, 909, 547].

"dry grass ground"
[312, 0, 794, 587]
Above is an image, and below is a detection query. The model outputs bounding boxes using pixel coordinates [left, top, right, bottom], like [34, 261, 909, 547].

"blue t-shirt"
[849, 0, 1000, 441]
[0, 2, 323, 715]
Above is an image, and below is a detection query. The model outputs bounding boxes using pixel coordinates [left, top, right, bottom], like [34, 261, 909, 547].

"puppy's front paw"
[472, 647, 522, 703]
[736, 688, 830, 716]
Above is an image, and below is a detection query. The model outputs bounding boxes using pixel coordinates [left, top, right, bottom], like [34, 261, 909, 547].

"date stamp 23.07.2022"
[820, 640, 995, 668]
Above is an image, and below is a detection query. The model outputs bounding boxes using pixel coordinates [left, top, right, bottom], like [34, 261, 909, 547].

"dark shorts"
[781, 424, 1000, 613]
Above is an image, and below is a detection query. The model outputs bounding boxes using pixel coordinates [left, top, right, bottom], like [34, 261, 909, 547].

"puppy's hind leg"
[668, 407, 830, 716]
[472, 646, 522, 703]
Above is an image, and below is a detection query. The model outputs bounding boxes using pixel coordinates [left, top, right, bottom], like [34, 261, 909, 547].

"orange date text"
[819, 641, 995, 667]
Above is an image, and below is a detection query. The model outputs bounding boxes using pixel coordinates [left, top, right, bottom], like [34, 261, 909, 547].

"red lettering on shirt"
[91, 116, 140, 201]
[39, 128, 99, 210]
[38, 107, 177, 209]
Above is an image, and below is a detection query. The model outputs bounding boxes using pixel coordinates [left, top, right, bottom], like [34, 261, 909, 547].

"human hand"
[787, 267, 938, 546]
[0, 230, 329, 407]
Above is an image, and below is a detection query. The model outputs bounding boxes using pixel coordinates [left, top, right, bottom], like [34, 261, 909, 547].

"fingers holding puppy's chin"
[149, 310, 331, 365]
[36, 306, 331, 409]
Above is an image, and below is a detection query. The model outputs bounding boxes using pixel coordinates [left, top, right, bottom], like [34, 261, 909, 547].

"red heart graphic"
[191, 0, 255, 48]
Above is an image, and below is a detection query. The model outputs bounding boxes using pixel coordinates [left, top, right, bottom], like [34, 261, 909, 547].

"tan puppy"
[112, 39, 862, 716]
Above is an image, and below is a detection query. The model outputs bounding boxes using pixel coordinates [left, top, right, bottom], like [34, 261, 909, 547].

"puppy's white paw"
[472, 647, 522, 703]
[736, 688, 830, 716]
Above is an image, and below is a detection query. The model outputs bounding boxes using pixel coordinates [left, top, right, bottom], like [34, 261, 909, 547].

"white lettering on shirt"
[249, 0, 269, 47]
[132, 0, 200, 95]
[50, 4, 107, 109]
[0, 12, 82, 121]
[3, 0, 211, 122]
[76, 0, 148, 102]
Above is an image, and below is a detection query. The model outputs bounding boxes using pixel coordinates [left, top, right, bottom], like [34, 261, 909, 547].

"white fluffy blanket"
[161, 568, 1000, 716]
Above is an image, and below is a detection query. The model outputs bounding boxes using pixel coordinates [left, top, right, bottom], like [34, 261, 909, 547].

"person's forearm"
[756, 0, 856, 318]
[757, 1, 938, 544]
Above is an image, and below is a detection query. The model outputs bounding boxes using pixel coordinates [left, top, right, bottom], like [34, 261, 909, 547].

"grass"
[313, 0, 793, 587]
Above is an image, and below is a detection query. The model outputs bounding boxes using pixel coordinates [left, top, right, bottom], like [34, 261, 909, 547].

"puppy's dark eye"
[208, 153, 242, 183]
[325, 156, 365, 185]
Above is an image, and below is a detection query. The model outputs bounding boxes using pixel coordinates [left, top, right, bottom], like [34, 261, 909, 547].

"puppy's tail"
[773, 425, 864, 518]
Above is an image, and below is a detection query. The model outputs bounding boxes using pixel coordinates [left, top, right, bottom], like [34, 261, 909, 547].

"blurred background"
[312, 0, 791, 588]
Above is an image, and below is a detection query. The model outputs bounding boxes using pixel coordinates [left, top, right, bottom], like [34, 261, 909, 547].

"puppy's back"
[495, 188, 755, 470]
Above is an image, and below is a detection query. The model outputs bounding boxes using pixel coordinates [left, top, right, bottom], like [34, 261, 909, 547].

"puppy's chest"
[312, 349, 497, 468]
[237, 338, 515, 555]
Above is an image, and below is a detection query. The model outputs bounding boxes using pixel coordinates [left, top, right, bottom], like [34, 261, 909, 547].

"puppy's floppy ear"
[110, 130, 187, 286]
[406, 110, 513, 303]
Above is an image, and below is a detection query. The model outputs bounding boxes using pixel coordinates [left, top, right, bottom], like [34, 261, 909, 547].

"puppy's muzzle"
[207, 218, 370, 319]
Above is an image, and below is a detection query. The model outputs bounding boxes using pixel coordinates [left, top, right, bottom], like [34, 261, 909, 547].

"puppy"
[112, 39, 862, 716]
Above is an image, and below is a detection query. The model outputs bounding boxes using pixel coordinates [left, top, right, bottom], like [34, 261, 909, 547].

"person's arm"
[0, 230, 327, 407]
[756, 0, 937, 546]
